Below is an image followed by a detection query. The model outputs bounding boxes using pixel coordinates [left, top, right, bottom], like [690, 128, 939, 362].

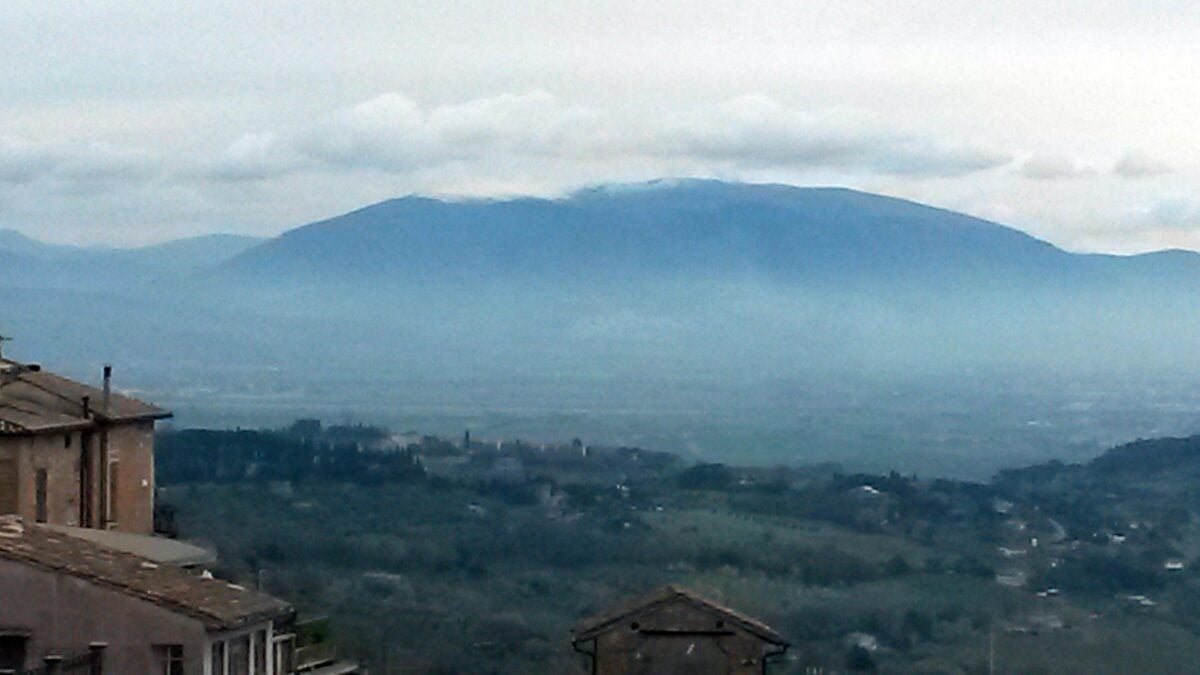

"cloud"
[203, 92, 608, 180]
[646, 95, 1009, 177]
[0, 136, 160, 188]
[204, 133, 304, 182]
[199, 92, 1011, 182]
[1114, 151, 1171, 178]
[1019, 155, 1091, 180]
[1144, 199, 1200, 230]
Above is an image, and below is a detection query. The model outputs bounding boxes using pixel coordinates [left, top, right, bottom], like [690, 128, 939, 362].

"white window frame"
[205, 620, 274, 675]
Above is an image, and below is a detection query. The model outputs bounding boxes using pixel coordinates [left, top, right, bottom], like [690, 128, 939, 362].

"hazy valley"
[5, 180, 1200, 479]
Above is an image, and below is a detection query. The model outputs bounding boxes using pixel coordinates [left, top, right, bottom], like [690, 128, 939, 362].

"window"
[63, 434, 71, 449]
[0, 460, 16, 515]
[229, 635, 250, 675]
[35, 469, 47, 523]
[210, 641, 225, 675]
[271, 634, 294, 675]
[154, 644, 183, 675]
[0, 635, 27, 673]
[253, 630, 266, 675]
[107, 461, 119, 525]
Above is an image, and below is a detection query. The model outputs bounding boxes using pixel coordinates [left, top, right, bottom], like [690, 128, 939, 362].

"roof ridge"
[572, 584, 784, 644]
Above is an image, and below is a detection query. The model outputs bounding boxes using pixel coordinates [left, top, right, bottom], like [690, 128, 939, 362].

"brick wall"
[0, 421, 157, 534]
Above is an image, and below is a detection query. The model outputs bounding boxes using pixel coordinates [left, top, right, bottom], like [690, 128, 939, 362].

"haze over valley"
[5, 179, 1200, 478]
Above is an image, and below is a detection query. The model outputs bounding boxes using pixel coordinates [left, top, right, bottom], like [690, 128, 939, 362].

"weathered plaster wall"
[0, 557, 207, 673]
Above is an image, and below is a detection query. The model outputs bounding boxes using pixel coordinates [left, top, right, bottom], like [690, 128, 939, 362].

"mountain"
[222, 180, 1200, 292]
[221, 181, 1072, 286]
[207, 179, 1200, 377]
[0, 229, 87, 259]
[93, 233, 265, 272]
[7, 179, 1200, 477]
[0, 230, 263, 289]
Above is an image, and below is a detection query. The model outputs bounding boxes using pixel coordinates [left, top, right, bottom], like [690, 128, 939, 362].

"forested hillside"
[160, 426, 1200, 673]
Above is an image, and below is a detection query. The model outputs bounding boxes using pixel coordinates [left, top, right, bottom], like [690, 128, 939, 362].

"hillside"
[160, 424, 1200, 674]
[0, 230, 262, 290]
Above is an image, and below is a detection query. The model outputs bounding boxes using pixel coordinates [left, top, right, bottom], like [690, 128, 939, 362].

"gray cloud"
[1019, 155, 1092, 180]
[0, 1, 1195, 251]
[1114, 151, 1172, 178]
[0, 136, 160, 187]
[645, 96, 1009, 177]
[199, 92, 1010, 183]
[1146, 199, 1200, 230]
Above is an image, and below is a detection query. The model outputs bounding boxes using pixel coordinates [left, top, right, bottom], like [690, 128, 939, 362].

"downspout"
[99, 365, 111, 529]
[571, 638, 597, 675]
[81, 396, 92, 527]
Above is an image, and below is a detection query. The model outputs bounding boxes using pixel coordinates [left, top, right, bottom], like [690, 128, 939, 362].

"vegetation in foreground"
[158, 423, 1200, 673]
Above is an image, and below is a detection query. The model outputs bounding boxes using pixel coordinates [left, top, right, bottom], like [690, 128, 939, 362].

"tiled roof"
[0, 517, 291, 630]
[0, 359, 170, 434]
[572, 584, 786, 644]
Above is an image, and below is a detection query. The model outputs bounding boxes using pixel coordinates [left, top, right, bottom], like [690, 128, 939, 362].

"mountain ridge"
[220, 180, 1108, 290]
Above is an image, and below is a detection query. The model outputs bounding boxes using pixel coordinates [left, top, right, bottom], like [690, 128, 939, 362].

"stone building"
[0, 358, 171, 535]
[0, 356, 359, 673]
[572, 585, 789, 675]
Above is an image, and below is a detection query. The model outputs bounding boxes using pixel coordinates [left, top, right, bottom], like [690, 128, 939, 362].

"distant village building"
[572, 585, 788, 674]
[0, 359, 171, 534]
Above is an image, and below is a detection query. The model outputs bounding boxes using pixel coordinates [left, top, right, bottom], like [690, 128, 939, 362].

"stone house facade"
[0, 359, 170, 535]
[572, 586, 789, 675]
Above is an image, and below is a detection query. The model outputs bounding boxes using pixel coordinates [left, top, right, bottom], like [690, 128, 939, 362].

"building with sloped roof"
[572, 585, 789, 675]
[0, 358, 171, 534]
[0, 515, 292, 674]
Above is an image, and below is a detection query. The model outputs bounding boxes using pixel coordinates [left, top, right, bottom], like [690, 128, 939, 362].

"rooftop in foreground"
[0, 357, 171, 434]
[0, 516, 288, 630]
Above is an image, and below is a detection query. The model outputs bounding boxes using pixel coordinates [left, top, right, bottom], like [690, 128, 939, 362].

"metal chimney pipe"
[101, 365, 112, 415]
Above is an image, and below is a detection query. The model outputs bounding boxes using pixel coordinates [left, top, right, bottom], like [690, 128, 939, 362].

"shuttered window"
[0, 460, 17, 515]
[108, 462, 119, 525]
[35, 469, 47, 523]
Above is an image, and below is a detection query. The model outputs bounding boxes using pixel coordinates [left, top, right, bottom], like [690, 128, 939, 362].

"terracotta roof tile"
[0, 517, 290, 630]
[0, 359, 170, 434]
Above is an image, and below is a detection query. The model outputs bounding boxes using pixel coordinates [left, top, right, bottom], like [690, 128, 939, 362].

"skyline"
[2, 1, 1198, 252]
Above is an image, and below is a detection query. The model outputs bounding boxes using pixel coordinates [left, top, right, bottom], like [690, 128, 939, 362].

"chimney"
[102, 365, 112, 415]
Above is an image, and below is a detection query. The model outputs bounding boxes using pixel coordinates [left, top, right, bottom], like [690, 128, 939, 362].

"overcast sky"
[2, 1, 1198, 251]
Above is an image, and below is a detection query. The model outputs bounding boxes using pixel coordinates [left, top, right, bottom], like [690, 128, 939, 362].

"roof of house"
[44, 525, 217, 567]
[0, 516, 290, 630]
[571, 585, 786, 645]
[0, 358, 170, 435]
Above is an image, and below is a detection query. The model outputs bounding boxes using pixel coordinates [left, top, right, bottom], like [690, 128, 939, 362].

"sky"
[1, 0, 1198, 252]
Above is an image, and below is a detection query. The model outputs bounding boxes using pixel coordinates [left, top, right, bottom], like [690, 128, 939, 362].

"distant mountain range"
[4, 179, 1200, 376]
[4, 179, 1200, 476]
[7, 179, 1199, 292]
[0, 230, 262, 289]
[217, 180, 1200, 291]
